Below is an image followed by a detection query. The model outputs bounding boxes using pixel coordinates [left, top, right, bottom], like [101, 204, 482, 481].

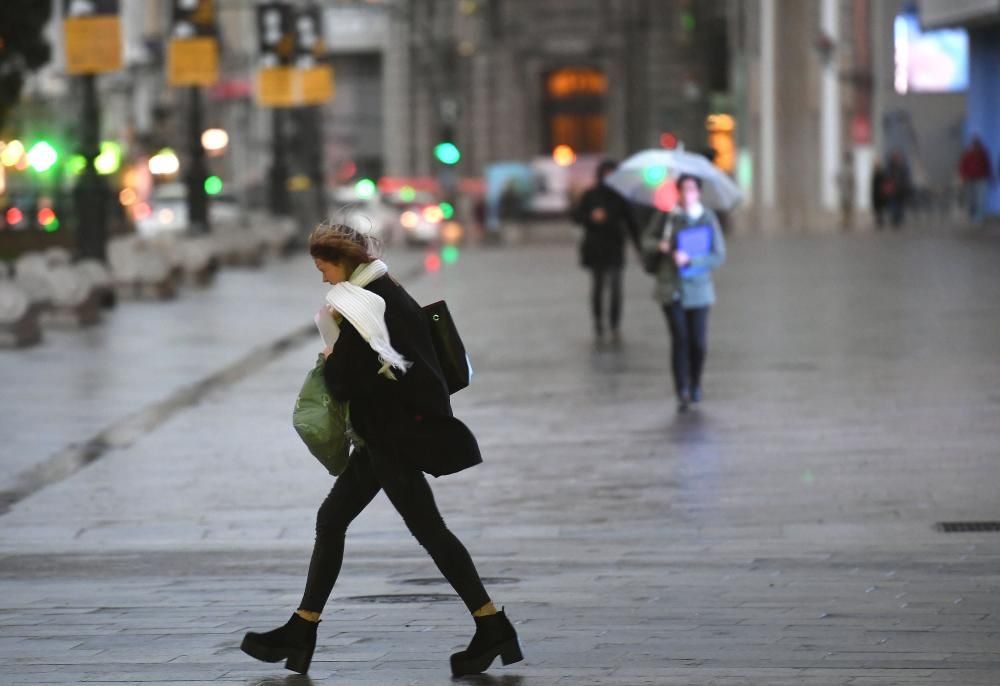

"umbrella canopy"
[604, 149, 743, 211]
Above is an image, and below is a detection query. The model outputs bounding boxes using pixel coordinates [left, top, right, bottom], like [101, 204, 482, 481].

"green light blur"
[95, 141, 122, 175]
[43, 218, 60, 232]
[441, 245, 460, 264]
[66, 155, 87, 176]
[439, 202, 455, 219]
[681, 12, 695, 32]
[642, 166, 668, 187]
[399, 185, 416, 202]
[204, 175, 223, 195]
[355, 178, 377, 199]
[434, 142, 461, 165]
[27, 141, 58, 173]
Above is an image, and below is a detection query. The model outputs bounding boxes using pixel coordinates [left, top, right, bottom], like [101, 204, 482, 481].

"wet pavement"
[1, 226, 999, 685]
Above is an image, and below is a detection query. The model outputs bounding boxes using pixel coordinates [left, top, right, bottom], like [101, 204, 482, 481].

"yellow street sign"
[299, 65, 334, 105]
[168, 37, 219, 87]
[64, 16, 122, 74]
[256, 67, 297, 107]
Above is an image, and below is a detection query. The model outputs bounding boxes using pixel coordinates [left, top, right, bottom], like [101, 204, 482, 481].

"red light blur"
[653, 181, 678, 212]
[659, 132, 678, 149]
[424, 252, 442, 273]
[38, 208, 56, 225]
[5, 207, 24, 226]
[133, 202, 152, 220]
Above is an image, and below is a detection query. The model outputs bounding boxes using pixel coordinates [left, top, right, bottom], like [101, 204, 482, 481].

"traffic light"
[434, 125, 461, 165]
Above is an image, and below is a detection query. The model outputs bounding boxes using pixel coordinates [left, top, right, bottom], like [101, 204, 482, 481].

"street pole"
[74, 74, 107, 262]
[307, 105, 327, 223]
[185, 86, 210, 233]
[268, 108, 291, 216]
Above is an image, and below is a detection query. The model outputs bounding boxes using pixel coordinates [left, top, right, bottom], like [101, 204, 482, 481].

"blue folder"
[676, 224, 713, 277]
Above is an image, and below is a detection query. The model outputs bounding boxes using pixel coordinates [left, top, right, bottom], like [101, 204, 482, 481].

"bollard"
[0, 282, 42, 348]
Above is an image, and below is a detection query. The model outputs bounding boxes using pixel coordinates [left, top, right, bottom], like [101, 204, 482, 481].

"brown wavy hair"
[308, 222, 381, 270]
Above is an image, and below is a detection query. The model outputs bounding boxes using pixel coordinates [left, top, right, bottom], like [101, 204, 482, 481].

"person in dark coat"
[572, 159, 639, 344]
[885, 150, 911, 229]
[241, 224, 521, 677]
[871, 162, 888, 228]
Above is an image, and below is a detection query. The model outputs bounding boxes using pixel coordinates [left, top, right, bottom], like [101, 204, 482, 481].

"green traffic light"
[27, 141, 58, 173]
[434, 142, 461, 165]
[95, 141, 122, 175]
[205, 175, 223, 195]
[355, 178, 377, 199]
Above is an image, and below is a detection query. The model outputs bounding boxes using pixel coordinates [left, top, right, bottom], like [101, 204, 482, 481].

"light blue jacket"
[641, 208, 726, 309]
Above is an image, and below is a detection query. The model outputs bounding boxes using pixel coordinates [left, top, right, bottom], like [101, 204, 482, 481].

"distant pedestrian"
[958, 135, 993, 224]
[571, 159, 640, 344]
[241, 224, 521, 676]
[885, 150, 911, 229]
[641, 175, 726, 412]
[871, 163, 889, 228]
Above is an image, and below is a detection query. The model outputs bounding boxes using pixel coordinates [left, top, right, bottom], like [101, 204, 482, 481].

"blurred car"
[328, 186, 445, 246]
[381, 190, 443, 245]
[134, 182, 241, 236]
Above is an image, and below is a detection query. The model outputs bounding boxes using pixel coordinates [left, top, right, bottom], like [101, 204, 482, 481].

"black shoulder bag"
[422, 300, 471, 394]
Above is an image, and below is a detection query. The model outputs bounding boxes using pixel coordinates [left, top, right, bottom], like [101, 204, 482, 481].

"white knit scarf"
[322, 259, 411, 380]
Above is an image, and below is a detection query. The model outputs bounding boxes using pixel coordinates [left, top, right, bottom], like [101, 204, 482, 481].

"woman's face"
[314, 257, 349, 285]
[679, 179, 701, 208]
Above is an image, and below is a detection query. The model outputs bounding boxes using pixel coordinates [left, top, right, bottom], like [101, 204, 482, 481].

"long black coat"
[323, 274, 482, 477]
[572, 183, 639, 269]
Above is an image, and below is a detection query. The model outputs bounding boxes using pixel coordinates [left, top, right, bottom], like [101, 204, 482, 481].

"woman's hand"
[322, 346, 333, 359]
[673, 250, 691, 267]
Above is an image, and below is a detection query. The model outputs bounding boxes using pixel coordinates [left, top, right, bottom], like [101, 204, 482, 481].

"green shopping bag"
[293, 354, 351, 476]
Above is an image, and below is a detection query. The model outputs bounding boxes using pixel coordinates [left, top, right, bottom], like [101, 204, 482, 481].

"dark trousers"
[299, 447, 490, 613]
[663, 302, 709, 397]
[590, 266, 623, 332]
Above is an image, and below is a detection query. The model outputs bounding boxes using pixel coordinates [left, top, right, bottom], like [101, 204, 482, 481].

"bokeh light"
[439, 201, 455, 219]
[642, 166, 668, 187]
[354, 177, 376, 199]
[204, 175, 223, 195]
[27, 142, 58, 173]
[95, 141, 122, 175]
[400, 210, 420, 229]
[424, 252, 442, 273]
[653, 180, 678, 212]
[399, 185, 416, 202]
[441, 221, 463, 244]
[442, 245, 460, 264]
[422, 205, 445, 224]
[552, 144, 576, 167]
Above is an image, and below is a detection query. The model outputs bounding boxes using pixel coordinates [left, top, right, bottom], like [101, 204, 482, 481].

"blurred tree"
[0, 0, 52, 131]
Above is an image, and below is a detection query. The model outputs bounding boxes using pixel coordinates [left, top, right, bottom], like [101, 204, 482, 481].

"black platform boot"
[450, 609, 523, 677]
[240, 613, 318, 674]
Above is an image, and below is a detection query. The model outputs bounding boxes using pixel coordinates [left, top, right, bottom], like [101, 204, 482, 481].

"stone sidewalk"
[0, 229, 998, 685]
[0, 247, 422, 507]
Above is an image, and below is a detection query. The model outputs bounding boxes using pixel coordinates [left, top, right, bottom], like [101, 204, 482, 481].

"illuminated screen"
[894, 13, 969, 94]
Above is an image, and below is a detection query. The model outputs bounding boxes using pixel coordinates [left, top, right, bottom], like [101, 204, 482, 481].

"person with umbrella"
[571, 159, 640, 344]
[641, 174, 726, 412]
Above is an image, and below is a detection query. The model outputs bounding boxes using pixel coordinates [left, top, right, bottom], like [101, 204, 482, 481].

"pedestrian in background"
[871, 162, 889, 229]
[642, 175, 726, 413]
[958, 135, 993, 224]
[885, 150, 911, 229]
[241, 224, 521, 676]
[571, 159, 639, 345]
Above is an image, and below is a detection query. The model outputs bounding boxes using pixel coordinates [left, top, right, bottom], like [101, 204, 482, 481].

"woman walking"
[241, 224, 522, 676]
[642, 175, 726, 412]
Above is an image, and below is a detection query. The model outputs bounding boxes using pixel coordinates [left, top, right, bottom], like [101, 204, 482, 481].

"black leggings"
[299, 447, 490, 614]
[663, 302, 709, 396]
[591, 266, 623, 332]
